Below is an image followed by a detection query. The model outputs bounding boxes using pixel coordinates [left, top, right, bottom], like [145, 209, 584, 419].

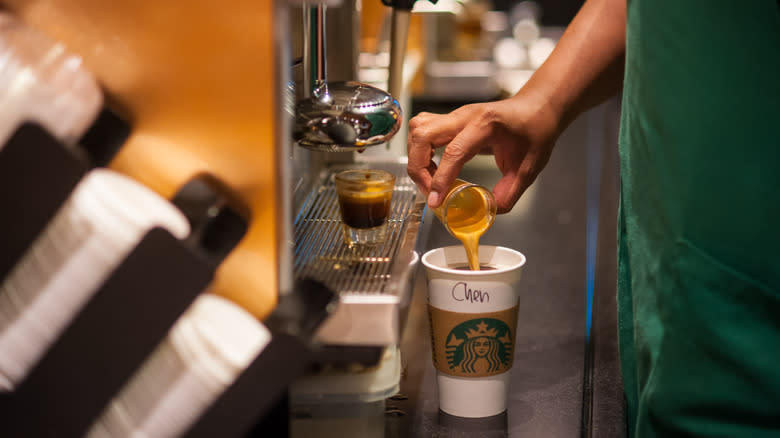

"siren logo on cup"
[428, 305, 518, 378]
[446, 319, 512, 374]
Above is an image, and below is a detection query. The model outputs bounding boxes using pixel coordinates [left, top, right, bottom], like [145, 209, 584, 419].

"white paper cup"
[0, 168, 190, 390]
[421, 246, 526, 418]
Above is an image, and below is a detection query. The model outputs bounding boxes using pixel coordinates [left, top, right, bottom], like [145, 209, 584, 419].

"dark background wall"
[537, 0, 584, 26]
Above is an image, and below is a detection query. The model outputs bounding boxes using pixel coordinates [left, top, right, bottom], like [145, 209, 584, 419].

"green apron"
[618, 1, 780, 436]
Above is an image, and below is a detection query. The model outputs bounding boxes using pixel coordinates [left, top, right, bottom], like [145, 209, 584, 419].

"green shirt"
[618, 1, 780, 436]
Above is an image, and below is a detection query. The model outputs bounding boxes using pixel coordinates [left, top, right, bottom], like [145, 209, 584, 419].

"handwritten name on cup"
[451, 281, 491, 304]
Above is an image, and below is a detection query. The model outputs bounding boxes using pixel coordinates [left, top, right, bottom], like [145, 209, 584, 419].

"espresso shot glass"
[334, 169, 396, 246]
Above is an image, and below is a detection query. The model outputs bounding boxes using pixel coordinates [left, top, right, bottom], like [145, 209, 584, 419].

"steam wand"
[381, 0, 436, 150]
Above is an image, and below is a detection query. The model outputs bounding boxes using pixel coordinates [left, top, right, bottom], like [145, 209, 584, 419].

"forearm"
[516, 0, 626, 131]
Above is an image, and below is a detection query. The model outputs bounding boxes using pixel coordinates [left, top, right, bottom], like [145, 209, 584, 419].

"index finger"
[406, 110, 474, 195]
[427, 123, 490, 208]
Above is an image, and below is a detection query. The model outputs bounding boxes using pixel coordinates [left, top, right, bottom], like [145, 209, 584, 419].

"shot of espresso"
[338, 191, 392, 229]
[334, 169, 396, 245]
[452, 264, 497, 271]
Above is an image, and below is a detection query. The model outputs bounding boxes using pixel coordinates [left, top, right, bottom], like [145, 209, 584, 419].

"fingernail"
[428, 191, 441, 208]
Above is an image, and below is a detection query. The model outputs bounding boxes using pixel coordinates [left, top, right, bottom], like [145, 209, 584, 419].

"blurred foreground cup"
[87, 293, 271, 438]
[421, 245, 526, 418]
[0, 168, 190, 390]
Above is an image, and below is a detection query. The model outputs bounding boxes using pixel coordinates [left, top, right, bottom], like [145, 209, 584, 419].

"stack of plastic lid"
[0, 12, 102, 147]
[0, 169, 191, 390]
[87, 293, 271, 438]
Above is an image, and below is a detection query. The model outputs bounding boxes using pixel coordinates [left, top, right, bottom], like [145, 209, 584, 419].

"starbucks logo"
[445, 318, 513, 375]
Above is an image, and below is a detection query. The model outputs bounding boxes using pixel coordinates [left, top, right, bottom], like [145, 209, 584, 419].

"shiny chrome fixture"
[293, 4, 402, 152]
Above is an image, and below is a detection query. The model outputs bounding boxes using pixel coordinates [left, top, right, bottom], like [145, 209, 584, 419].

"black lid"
[77, 106, 131, 167]
[171, 176, 249, 264]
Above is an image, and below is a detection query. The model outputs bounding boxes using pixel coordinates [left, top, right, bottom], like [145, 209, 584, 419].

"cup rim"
[79, 169, 190, 240]
[334, 168, 396, 187]
[421, 245, 526, 276]
[441, 183, 497, 232]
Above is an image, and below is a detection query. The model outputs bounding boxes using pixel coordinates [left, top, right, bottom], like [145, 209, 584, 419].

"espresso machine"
[286, 3, 429, 432]
[0, 0, 428, 435]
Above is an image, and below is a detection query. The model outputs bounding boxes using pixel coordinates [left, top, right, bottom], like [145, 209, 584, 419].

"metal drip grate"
[293, 163, 422, 296]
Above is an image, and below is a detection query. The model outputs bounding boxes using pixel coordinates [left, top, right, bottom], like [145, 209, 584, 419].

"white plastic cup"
[421, 246, 526, 418]
[87, 293, 272, 438]
[0, 12, 102, 147]
[0, 168, 190, 390]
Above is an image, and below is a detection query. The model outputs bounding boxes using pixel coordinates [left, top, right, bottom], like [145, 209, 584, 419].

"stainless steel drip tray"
[293, 162, 425, 346]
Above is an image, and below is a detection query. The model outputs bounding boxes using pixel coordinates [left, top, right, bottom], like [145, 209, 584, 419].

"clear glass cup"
[430, 179, 497, 270]
[334, 169, 396, 246]
[431, 180, 497, 238]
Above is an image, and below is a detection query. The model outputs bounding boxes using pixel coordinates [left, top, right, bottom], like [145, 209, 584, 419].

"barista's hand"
[407, 91, 562, 214]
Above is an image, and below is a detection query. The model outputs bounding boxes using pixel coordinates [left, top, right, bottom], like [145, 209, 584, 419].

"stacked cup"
[0, 168, 191, 390]
[0, 12, 102, 147]
[86, 293, 271, 438]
